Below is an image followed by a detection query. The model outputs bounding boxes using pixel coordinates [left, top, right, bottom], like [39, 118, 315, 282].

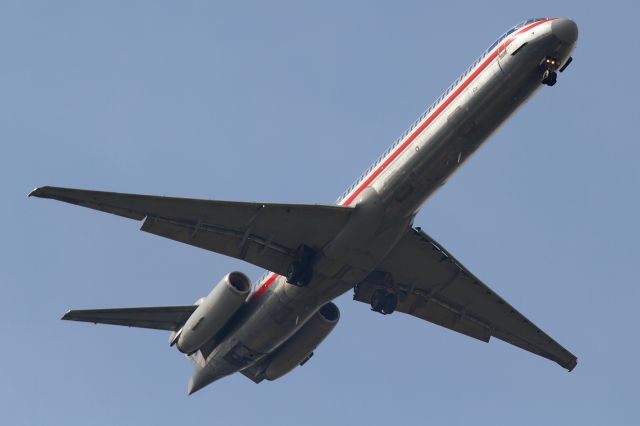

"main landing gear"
[370, 288, 398, 315]
[286, 245, 315, 287]
[541, 56, 559, 87]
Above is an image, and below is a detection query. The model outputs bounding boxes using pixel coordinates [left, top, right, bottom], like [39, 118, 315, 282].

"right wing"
[354, 227, 577, 371]
[62, 306, 197, 331]
[30, 186, 354, 276]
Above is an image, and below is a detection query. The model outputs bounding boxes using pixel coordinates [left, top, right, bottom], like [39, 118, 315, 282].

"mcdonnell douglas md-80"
[31, 18, 579, 394]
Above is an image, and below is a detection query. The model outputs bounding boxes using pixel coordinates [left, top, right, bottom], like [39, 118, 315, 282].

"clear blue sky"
[2, 1, 638, 425]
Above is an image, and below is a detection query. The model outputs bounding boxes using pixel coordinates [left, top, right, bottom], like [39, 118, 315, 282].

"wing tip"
[566, 357, 578, 372]
[28, 186, 51, 198]
[61, 310, 74, 321]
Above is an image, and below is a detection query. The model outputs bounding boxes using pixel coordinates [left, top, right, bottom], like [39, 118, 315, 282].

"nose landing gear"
[541, 56, 560, 87]
[542, 70, 557, 86]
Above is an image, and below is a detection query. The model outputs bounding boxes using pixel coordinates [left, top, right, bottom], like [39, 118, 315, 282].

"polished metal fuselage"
[189, 18, 576, 391]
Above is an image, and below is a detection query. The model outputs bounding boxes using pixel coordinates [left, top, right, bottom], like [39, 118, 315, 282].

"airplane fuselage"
[187, 18, 578, 392]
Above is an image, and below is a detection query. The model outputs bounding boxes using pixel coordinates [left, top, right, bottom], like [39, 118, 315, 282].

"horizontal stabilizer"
[62, 306, 197, 331]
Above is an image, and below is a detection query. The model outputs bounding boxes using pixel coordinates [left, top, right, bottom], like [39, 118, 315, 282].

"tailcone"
[186, 368, 211, 395]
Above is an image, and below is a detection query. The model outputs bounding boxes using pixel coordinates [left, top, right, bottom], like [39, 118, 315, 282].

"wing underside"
[29, 186, 353, 276]
[354, 227, 577, 371]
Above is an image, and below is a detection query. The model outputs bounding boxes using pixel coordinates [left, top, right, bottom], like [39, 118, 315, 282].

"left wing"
[354, 227, 577, 371]
[62, 306, 197, 331]
[30, 186, 353, 276]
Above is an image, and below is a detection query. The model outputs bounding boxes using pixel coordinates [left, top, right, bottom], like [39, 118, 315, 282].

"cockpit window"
[521, 17, 547, 27]
[486, 18, 548, 54]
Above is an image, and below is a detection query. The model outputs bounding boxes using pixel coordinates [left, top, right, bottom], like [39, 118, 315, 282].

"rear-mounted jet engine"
[173, 272, 251, 354]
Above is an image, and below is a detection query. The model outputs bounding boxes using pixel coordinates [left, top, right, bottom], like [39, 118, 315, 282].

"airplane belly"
[204, 210, 413, 378]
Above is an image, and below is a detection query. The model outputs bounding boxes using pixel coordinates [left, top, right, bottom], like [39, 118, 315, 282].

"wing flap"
[354, 283, 491, 342]
[140, 215, 293, 276]
[62, 306, 197, 331]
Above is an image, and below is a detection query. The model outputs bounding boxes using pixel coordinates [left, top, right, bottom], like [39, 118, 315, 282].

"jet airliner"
[30, 17, 579, 394]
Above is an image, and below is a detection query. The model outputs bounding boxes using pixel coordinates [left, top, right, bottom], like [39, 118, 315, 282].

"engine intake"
[176, 272, 251, 354]
[318, 301, 339, 322]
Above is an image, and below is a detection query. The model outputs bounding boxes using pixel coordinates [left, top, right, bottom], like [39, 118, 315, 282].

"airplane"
[30, 17, 579, 395]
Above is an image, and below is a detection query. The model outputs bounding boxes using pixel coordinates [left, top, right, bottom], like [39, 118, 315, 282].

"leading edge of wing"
[28, 186, 353, 220]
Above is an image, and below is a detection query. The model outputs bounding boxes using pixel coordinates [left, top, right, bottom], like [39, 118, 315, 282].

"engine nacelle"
[264, 302, 340, 381]
[176, 271, 251, 354]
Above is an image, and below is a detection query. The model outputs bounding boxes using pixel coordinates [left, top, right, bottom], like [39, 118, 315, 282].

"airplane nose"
[551, 18, 578, 44]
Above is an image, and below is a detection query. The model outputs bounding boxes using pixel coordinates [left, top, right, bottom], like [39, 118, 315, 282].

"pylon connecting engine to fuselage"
[172, 272, 251, 355]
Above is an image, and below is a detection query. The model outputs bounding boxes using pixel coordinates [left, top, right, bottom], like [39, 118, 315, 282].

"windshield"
[486, 18, 547, 53]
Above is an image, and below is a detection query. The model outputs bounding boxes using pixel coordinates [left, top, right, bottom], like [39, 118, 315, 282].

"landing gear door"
[499, 38, 527, 73]
[506, 38, 528, 56]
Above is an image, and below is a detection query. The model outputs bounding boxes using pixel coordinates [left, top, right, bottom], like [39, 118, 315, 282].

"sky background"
[2, 1, 638, 425]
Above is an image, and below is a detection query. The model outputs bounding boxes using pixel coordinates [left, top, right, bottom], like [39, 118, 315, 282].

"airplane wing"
[353, 227, 577, 371]
[62, 306, 197, 331]
[29, 186, 353, 276]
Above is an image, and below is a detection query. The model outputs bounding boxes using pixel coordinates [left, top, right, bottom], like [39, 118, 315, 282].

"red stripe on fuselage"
[251, 273, 278, 300]
[340, 19, 552, 206]
[250, 19, 554, 301]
